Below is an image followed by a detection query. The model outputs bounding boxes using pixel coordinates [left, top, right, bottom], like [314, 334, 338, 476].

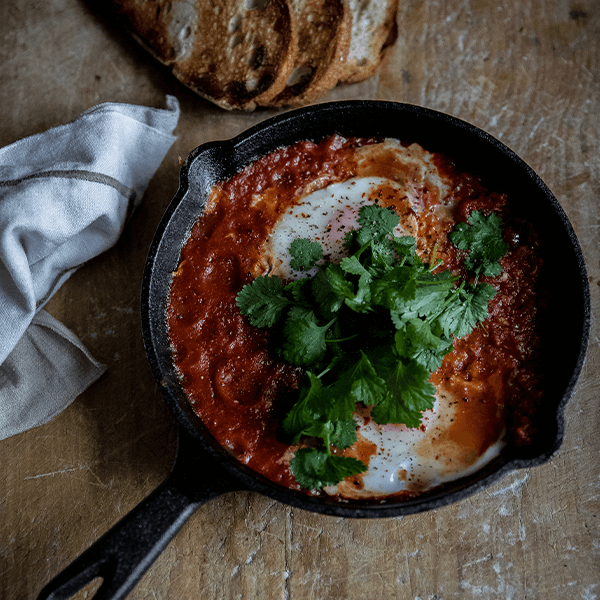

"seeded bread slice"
[264, 0, 351, 107]
[111, 0, 298, 111]
[339, 0, 398, 84]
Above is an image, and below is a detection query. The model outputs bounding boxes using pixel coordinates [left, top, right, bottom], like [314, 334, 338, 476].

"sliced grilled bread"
[265, 0, 351, 107]
[110, 0, 398, 110]
[339, 0, 399, 84]
[111, 0, 298, 111]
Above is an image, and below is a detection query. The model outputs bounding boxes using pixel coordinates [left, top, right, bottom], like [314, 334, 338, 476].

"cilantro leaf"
[329, 418, 359, 449]
[236, 275, 290, 328]
[338, 255, 373, 310]
[356, 204, 399, 244]
[311, 266, 347, 316]
[290, 448, 367, 490]
[371, 358, 436, 427]
[281, 313, 333, 367]
[283, 372, 326, 437]
[395, 320, 454, 372]
[283, 372, 358, 452]
[450, 211, 508, 277]
[329, 351, 387, 411]
[284, 278, 311, 304]
[286, 304, 313, 322]
[439, 283, 496, 339]
[283, 371, 351, 435]
[292, 417, 358, 450]
[289, 238, 323, 271]
[393, 235, 417, 262]
[391, 270, 456, 320]
[370, 265, 417, 311]
[324, 264, 356, 302]
[343, 205, 399, 270]
[340, 254, 370, 277]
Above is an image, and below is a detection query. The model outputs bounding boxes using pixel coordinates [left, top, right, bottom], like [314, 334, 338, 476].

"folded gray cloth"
[0, 96, 180, 439]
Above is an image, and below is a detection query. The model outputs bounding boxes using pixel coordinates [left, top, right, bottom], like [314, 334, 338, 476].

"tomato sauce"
[167, 136, 544, 496]
[432, 168, 544, 449]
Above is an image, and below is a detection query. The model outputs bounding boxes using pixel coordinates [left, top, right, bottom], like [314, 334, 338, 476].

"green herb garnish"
[450, 210, 508, 278]
[236, 206, 508, 490]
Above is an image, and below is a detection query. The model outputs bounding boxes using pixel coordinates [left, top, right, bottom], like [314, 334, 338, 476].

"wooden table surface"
[1, 1, 599, 598]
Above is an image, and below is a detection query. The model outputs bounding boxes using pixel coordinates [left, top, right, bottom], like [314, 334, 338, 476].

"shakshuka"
[166, 135, 544, 500]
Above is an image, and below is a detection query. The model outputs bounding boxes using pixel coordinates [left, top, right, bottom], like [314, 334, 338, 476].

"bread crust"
[265, 0, 351, 107]
[338, 0, 399, 84]
[109, 0, 399, 109]
[111, 0, 298, 111]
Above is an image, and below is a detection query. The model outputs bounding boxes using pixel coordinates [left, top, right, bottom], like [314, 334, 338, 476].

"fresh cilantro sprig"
[290, 448, 367, 490]
[236, 205, 508, 490]
[236, 275, 291, 328]
[450, 211, 508, 278]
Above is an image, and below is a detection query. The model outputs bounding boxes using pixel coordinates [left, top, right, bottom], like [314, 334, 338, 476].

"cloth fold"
[0, 96, 180, 440]
[0, 310, 107, 439]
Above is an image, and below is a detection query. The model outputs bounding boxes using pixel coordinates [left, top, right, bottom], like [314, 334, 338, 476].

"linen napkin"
[0, 96, 180, 439]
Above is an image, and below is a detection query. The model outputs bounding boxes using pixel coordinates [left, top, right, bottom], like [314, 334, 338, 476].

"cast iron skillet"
[39, 101, 591, 600]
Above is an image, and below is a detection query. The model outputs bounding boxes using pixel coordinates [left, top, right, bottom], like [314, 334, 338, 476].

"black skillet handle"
[38, 432, 244, 600]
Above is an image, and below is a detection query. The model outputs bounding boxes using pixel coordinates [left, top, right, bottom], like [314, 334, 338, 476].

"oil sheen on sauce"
[167, 135, 544, 500]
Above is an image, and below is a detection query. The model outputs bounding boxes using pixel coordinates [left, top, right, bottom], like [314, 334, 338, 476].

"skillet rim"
[141, 99, 591, 518]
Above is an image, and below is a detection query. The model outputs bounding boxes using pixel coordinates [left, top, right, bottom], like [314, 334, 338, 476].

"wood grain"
[0, 0, 598, 598]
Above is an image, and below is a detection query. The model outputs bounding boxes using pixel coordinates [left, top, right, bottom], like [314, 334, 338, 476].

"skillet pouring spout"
[37, 432, 243, 600]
